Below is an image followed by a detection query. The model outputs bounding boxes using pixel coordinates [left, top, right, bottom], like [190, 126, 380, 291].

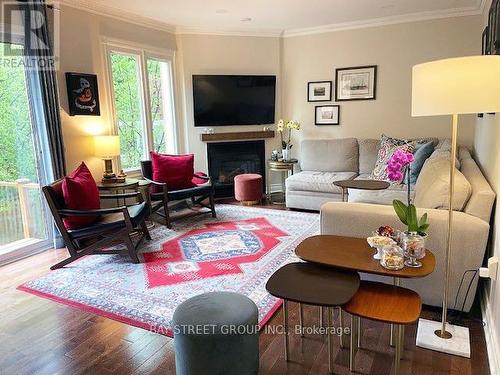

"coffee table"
[266, 262, 360, 374]
[333, 179, 390, 202]
[296, 235, 435, 348]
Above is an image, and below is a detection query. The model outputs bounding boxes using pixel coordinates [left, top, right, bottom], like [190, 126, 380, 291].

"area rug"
[18, 204, 319, 337]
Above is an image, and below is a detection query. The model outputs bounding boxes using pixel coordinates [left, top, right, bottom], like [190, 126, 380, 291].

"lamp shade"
[94, 135, 120, 157]
[412, 55, 500, 116]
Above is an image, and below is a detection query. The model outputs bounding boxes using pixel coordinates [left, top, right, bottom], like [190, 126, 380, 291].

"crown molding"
[283, 4, 484, 37]
[57, 0, 176, 34]
[175, 26, 283, 38]
[56, 0, 483, 39]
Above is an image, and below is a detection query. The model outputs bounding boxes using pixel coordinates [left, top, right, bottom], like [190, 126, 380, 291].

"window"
[107, 45, 177, 172]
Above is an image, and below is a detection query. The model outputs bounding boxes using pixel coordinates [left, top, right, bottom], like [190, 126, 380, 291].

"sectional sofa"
[285, 138, 495, 311]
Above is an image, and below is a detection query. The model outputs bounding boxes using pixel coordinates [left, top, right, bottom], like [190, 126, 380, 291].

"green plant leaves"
[393, 200, 408, 225]
[392, 200, 429, 234]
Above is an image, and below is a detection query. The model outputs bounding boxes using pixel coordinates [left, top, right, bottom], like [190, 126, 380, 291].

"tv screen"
[193, 75, 276, 127]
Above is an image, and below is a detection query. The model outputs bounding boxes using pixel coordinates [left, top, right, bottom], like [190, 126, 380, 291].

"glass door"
[0, 41, 51, 263]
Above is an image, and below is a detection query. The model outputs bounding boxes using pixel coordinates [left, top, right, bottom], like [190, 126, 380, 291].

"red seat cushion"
[62, 162, 101, 229]
[150, 152, 195, 191]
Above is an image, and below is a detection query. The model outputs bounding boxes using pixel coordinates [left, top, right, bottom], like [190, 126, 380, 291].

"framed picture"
[335, 65, 377, 101]
[65, 72, 101, 116]
[307, 81, 332, 102]
[315, 105, 340, 125]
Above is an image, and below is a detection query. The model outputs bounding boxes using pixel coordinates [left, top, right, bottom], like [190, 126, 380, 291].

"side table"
[333, 179, 390, 202]
[267, 159, 298, 205]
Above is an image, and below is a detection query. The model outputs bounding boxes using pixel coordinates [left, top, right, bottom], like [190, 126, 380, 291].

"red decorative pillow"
[62, 162, 101, 229]
[150, 152, 195, 191]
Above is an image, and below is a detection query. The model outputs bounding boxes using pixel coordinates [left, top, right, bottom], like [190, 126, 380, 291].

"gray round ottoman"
[173, 292, 259, 375]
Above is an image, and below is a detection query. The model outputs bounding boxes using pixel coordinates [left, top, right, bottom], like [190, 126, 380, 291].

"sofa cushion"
[461, 157, 496, 223]
[358, 139, 380, 174]
[414, 157, 472, 211]
[371, 135, 414, 182]
[407, 141, 435, 185]
[285, 171, 357, 194]
[300, 138, 358, 172]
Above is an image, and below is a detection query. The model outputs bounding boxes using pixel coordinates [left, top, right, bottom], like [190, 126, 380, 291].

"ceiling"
[62, 0, 485, 36]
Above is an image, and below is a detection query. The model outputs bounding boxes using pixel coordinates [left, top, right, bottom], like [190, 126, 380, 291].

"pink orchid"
[386, 149, 414, 183]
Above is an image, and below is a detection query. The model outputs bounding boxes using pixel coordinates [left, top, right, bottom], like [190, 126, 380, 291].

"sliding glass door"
[0, 41, 51, 262]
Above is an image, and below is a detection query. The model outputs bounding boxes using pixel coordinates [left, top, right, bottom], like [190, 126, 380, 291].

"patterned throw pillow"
[371, 135, 414, 183]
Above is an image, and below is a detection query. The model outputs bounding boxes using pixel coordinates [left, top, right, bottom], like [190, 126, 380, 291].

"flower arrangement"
[387, 149, 429, 234]
[277, 119, 300, 150]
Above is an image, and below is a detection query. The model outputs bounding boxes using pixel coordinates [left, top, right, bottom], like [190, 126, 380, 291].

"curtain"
[19, 0, 66, 247]
[20, 0, 66, 179]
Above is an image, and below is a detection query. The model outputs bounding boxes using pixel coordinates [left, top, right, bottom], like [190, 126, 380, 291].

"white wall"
[57, 5, 177, 177]
[176, 34, 282, 172]
[282, 15, 482, 160]
[473, 1, 500, 371]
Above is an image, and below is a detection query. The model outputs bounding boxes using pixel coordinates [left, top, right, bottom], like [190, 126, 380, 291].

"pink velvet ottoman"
[234, 174, 263, 205]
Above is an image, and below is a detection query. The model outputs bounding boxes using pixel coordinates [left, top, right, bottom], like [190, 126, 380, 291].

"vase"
[401, 231, 427, 268]
[282, 147, 290, 161]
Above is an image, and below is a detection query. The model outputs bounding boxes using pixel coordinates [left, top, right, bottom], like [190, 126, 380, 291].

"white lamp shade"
[412, 55, 500, 116]
[94, 135, 120, 157]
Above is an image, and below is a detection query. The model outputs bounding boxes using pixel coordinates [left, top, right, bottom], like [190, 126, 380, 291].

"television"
[193, 75, 276, 127]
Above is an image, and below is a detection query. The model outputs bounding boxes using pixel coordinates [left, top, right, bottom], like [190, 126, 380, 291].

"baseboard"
[480, 288, 500, 374]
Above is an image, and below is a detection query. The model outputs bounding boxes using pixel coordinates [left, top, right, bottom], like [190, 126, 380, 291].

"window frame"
[103, 39, 178, 174]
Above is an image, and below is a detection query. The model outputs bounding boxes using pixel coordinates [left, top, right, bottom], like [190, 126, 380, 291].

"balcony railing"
[0, 179, 46, 247]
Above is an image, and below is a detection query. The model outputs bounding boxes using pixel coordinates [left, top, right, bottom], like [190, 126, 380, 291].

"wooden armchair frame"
[43, 180, 151, 270]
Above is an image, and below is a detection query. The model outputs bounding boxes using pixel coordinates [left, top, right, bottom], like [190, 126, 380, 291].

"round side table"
[333, 179, 390, 202]
[267, 159, 298, 205]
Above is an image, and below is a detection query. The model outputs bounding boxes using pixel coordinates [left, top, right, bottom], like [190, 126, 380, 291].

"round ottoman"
[234, 174, 263, 205]
[173, 292, 259, 375]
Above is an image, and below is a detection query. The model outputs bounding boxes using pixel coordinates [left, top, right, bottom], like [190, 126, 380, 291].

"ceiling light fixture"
[241, 17, 252, 22]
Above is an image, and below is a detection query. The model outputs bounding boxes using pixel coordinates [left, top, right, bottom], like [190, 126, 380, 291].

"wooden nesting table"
[333, 179, 390, 202]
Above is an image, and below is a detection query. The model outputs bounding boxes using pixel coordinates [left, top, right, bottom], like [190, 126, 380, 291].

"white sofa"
[286, 138, 495, 311]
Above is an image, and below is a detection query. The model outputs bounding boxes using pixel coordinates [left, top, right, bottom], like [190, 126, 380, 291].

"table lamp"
[412, 55, 500, 357]
[94, 135, 120, 180]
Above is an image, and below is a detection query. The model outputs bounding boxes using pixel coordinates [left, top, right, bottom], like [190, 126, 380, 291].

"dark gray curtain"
[19, 0, 66, 247]
[20, 0, 66, 179]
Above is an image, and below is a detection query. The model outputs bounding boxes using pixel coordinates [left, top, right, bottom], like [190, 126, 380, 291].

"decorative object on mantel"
[387, 149, 429, 268]
[65, 72, 100, 116]
[412, 55, 500, 357]
[202, 127, 215, 134]
[307, 81, 332, 102]
[277, 119, 300, 161]
[200, 130, 274, 142]
[315, 105, 340, 125]
[335, 65, 377, 101]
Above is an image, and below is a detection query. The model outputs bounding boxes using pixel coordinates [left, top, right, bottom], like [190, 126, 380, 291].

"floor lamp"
[412, 56, 500, 357]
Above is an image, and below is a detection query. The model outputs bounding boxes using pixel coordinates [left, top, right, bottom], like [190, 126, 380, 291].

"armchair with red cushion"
[141, 152, 216, 228]
[42, 162, 151, 270]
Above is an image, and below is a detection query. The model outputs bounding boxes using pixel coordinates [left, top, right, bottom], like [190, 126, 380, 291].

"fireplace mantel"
[200, 130, 275, 142]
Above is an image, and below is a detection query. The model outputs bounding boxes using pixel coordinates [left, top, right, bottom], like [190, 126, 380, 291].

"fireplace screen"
[207, 140, 265, 197]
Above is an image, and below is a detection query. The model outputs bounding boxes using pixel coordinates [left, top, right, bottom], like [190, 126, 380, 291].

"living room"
[1, 0, 499, 374]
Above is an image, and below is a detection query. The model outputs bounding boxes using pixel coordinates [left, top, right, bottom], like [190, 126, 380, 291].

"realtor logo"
[1, 1, 60, 70]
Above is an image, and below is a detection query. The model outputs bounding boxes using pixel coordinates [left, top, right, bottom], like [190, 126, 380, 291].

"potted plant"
[386, 149, 429, 268]
[277, 119, 300, 161]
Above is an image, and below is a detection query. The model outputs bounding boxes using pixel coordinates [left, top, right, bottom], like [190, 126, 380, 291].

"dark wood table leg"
[283, 300, 289, 361]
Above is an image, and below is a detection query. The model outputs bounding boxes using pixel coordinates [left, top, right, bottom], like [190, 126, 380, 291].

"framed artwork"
[335, 65, 377, 101]
[315, 105, 340, 125]
[65, 72, 101, 116]
[307, 81, 332, 102]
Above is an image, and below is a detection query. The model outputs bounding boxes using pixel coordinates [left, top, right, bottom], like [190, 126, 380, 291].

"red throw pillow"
[150, 152, 195, 191]
[62, 162, 101, 229]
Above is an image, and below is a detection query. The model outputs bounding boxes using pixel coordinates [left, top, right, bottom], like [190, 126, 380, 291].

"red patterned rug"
[18, 205, 319, 337]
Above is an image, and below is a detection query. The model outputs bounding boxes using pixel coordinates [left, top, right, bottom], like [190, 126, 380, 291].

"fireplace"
[207, 140, 266, 197]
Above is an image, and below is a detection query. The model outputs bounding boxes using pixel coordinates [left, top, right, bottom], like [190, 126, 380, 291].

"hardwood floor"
[0, 201, 490, 375]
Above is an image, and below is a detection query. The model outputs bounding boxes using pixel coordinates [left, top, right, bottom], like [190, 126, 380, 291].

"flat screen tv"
[193, 75, 276, 126]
